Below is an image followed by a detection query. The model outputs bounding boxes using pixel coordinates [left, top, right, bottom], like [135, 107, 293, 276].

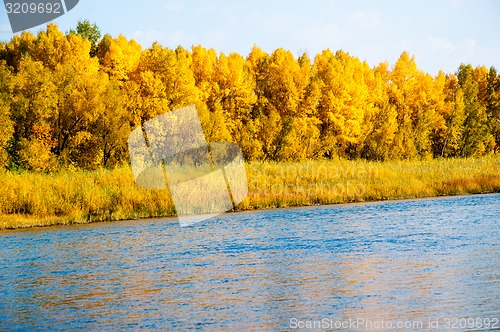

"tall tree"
[314, 49, 369, 158]
[486, 67, 500, 152]
[432, 73, 466, 157]
[216, 52, 260, 159]
[1, 22, 499, 170]
[361, 62, 397, 160]
[70, 20, 101, 56]
[95, 80, 129, 167]
[100, 35, 142, 83]
[190, 45, 231, 142]
[252, 48, 309, 160]
[0, 61, 14, 167]
[389, 52, 441, 158]
[30, 23, 71, 71]
[0, 32, 36, 72]
[10, 58, 57, 170]
[51, 33, 110, 168]
[457, 64, 493, 156]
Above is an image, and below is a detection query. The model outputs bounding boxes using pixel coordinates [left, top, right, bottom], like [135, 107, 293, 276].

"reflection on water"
[0, 194, 499, 330]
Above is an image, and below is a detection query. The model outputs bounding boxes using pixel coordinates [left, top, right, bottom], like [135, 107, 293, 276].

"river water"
[1, 194, 499, 330]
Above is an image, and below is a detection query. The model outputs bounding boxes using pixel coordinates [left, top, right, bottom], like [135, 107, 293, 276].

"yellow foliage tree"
[100, 35, 142, 82]
[314, 49, 369, 157]
[389, 52, 441, 158]
[0, 61, 13, 167]
[361, 62, 398, 160]
[10, 58, 57, 170]
[0, 23, 498, 170]
[216, 52, 260, 158]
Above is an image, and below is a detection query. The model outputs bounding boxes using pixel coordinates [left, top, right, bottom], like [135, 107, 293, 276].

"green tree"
[95, 34, 113, 60]
[486, 67, 500, 152]
[70, 20, 101, 56]
[457, 64, 493, 156]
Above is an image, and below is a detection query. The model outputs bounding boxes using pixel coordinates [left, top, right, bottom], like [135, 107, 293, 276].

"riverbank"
[1, 155, 499, 230]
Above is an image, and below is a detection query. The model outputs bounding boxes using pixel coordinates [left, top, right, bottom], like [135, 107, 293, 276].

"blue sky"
[1, 0, 499, 74]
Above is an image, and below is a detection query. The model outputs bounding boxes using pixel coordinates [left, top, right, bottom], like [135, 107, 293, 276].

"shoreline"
[1, 156, 499, 230]
[2, 191, 499, 233]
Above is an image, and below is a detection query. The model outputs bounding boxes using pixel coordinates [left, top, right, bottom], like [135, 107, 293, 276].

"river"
[1, 194, 499, 330]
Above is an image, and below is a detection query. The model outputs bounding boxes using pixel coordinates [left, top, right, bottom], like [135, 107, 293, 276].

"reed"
[1, 155, 499, 229]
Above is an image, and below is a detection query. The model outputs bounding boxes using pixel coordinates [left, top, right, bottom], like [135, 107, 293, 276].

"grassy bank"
[1, 155, 500, 230]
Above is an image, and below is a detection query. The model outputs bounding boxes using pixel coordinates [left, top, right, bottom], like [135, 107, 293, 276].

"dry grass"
[241, 156, 500, 209]
[1, 155, 499, 229]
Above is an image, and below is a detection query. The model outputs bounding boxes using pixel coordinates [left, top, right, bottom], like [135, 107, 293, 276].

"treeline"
[0, 22, 499, 171]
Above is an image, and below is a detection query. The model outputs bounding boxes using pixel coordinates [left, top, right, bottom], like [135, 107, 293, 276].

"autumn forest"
[0, 22, 499, 172]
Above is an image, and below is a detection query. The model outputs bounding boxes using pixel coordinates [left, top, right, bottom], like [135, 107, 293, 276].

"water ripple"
[0, 194, 499, 330]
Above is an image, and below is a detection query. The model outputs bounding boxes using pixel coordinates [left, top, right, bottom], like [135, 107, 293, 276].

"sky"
[1, 0, 499, 75]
